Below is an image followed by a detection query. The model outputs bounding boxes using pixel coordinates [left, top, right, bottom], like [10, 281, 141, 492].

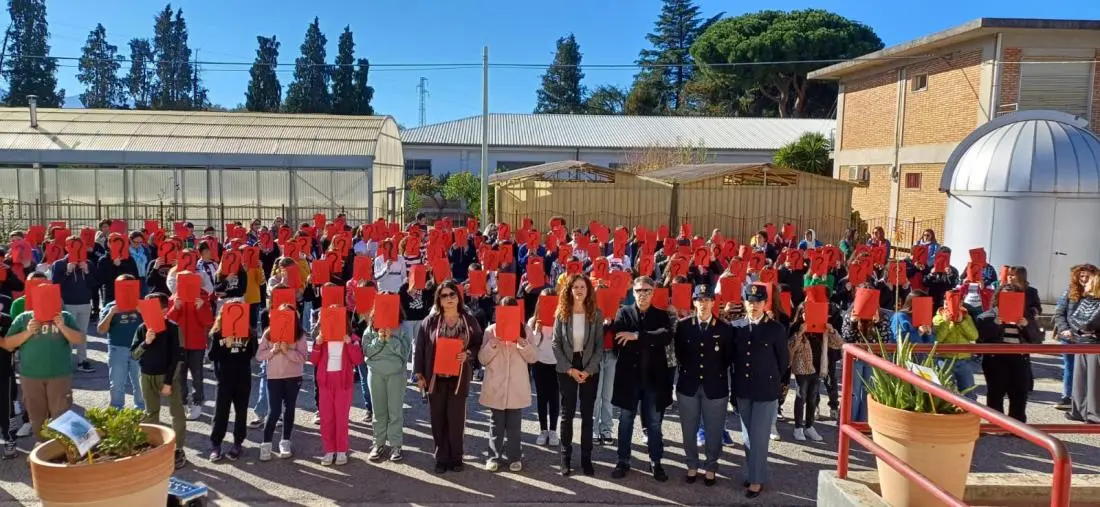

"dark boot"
[581, 452, 594, 476]
[560, 448, 572, 476]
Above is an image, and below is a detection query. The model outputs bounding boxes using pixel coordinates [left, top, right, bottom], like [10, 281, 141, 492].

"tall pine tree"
[126, 38, 155, 109]
[151, 5, 196, 110]
[352, 58, 374, 115]
[245, 35, 281, 112]
[284, 17, 331, 114]
[533, 34, 585, 114]
[76, 23, 125, 109]
[331, 26, 356, 115]
[635, 0, 722, 113]
[3, 0, 64, 107]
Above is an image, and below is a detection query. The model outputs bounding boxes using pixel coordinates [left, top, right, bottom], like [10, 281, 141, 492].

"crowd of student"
[1, 214, 1099, 501]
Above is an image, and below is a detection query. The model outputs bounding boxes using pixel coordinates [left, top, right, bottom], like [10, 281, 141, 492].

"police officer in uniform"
[674, 285, 734, 486]
[731, 283, 789, 499]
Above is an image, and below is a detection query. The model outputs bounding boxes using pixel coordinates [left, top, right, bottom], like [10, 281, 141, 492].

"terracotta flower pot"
[29, 423, 176, 507]
[867, 397, 980, 507]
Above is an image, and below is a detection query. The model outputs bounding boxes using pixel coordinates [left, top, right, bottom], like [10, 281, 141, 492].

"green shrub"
[40, 408, 151, 465]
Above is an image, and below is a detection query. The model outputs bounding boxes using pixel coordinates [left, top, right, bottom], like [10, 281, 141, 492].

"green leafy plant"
[40, 408, 151, 465]
[864, 333, 975, 414]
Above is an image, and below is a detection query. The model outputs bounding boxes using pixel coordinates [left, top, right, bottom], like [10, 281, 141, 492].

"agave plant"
[40, 407, 150, 465]
[864, 333, 975, 414]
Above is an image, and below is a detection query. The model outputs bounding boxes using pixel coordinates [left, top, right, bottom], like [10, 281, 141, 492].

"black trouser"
[428, 376, 469, 466]
[558, 353, 598, 462]
[983, 354, 1030, 423]
[264, 377, 302, 443]
[1, 359, 16, 440]
[532, 362, 560, 432]
[826, 348, 842, 410]
[211, 376, 251, 446]
[794, 374, 820, 428]
[181, 349, 206, 405]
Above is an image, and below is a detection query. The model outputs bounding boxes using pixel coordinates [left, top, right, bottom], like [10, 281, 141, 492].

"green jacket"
[362, 329, 412, 376]
[804, 273, 836, 291]
[932, 312, 978, 359]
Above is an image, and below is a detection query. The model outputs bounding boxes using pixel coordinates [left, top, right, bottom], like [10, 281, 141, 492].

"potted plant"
[29, 407, 177, 507]
[864, 337, 980, 507]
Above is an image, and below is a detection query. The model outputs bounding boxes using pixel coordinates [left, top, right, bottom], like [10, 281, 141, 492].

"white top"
[326, 342, 344, 372]
[571, 314, 586, 352]
[528, 318, 557, 364]
[372, 256, 406, 293]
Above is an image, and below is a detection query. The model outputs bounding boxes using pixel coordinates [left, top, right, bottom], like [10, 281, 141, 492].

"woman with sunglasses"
[413, 280, 483, 474]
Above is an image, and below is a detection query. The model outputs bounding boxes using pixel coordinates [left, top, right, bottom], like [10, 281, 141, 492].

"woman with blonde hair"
[1054, 264, 1099, 410]
[552, 274, 604, 476]
[1068, 268, 1100, 423]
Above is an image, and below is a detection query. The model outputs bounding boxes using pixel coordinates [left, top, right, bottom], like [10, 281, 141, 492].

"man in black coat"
[608, 276, 675, 482]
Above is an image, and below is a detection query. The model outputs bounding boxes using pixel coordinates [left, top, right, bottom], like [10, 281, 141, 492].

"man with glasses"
[608, 276, 674, 482]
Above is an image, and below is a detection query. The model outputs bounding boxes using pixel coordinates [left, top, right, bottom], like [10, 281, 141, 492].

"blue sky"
[41, 0, 1098, 126]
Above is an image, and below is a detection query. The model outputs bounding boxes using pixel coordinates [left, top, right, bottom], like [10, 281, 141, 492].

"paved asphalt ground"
[2, 330, 1098, 506]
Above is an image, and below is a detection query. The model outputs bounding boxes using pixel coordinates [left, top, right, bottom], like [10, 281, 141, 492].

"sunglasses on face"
[634, 288, 654, 294]
[439, 292, 458, 300]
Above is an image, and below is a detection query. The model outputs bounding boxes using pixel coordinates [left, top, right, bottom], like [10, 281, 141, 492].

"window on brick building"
[1017, 58, 1092, 118]
[904, 172, 922, 189]
[911, 74, 928, 92]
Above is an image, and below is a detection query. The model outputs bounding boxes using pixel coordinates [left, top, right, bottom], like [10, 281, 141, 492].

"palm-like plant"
[773, 132, 831, 176]
[865, 333, 974, 414]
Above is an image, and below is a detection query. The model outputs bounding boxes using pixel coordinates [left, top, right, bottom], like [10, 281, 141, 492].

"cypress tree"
[331, 26, 356, 115]
[533, 34, 585, 114]
[245, 35, 282, 112]
[77, 23, 125, 109]
[125, 38, 155, 109]
[284, 17, 331, 114]
[352, 58, 374, 115]
[3, 0, 64, 107]
[636, 0, 722, 113]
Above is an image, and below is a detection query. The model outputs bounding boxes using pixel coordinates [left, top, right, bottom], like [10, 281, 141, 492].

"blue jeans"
[108, 345, 145, 410]
[253, 361, 269, 417]
[594, 352, 617, 436]
[616, 386, 663, 465]
[940, 357, 978, 400]
[1062, 353, 1076, 399]
[849, 360, 872, 423]
[737, 398, 778, 485]
[356, 364, 373, 411]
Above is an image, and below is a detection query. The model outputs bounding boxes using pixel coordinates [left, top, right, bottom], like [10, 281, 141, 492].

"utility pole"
[480, 46, 489, 224]
[416, 77, 429, 127]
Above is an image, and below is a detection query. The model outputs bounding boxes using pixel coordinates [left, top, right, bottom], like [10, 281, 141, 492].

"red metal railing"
[838, 343, 1100, 507]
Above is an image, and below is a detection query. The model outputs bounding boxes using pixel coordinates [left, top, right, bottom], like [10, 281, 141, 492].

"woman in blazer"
[552, 274, 604, 477]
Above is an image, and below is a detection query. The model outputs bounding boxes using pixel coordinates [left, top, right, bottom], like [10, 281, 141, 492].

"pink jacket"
[477, 323, 538, 410]
[309, 339, 365, 390]
[255, 336, 308, 380]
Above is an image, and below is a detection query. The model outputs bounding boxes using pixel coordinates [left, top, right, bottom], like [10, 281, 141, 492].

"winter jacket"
[362, 328, 412, 376]
[167, 296, 215, 350]
[309, 339, 365, 390]
[254, 334, 307, 379]
[97, 258, 139, 301]
[131, 321, 182, 383]
[477, 323, 538, 410]
[50, 257, 98, 305]
[244, 267, 265, 305]
[413, 312, 483, 393]
[1068, 296, 1100, 342]
[891, 311, 934, 344]
[932, 310, 979, 359]
[1053, 290, 1081, 338]
[789, 324, 843, 376]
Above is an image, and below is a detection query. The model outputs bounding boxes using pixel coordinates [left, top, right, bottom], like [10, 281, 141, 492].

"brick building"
[809, 18, 1100, 244]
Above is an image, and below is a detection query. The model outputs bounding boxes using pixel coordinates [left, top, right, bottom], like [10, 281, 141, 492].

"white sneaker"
[259, 442, 273, 461]
[186, 405, 202, 421]
[16, 422, 31, 438]
[320, 452, 335, 466]
[389, 448, 403, 462]
[334, 452, 348, 466]
[536, 430, 549, 446]
[548, 431, 560, 447]
[805, 427, 824, 442]
[485, 459, 500, 472]
[769, 422, 780, 441]
[793, 427, 806, 441]
[509, 460, 523, 472]
[277, 440, 293, 458]
[367, 445, 386, 462]
[829, 407, 838, 420]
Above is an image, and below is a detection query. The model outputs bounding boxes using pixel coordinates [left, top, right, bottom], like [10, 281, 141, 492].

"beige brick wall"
[902, 50, 983, 146]
[897, 163, 948, 240]
[999, 48, 1022, 115]
[840, 72, 898, 150]
[850, 165, 893, 223]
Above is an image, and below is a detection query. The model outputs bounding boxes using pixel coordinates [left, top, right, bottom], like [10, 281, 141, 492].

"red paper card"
[848, 261, 870, 285]
[44, 241, 63, 264]
[998, 291, 1025, 324]
[782, 223, 796, 241]
[31, 283, 61, 322]
[759, 268, 778, 286]
[114, 279, 141, 311]
[668, 256, 689, 278]
[468, 270, 488, 297]
[527, 258, 546, 287]
[885, 261, 907, 286]
[310, 258, 331, 286]
[805, 301, 829, 333]
[173, 221, 189, 239]
[911, 245, 929, 266]
[999, 265, 1011, 285]
[352, 255, 373, 282]
[221, 302, 250, 338]
[433, 337, 464, 376]
[80, 227, 96, 250]
[592, 257, 610, 280]
[495, 305, 522, 341]
[610, 271, 632, 297]
[220, 250, 242, 276]
[408, 264, 427, 290]
[652, 286, 670, 309]
[566, 260, 583, 276]
[109, 220, 128, 235]
[159, 239, 181, 264]
[271, 287, 296, 310]
[693, 247, 709, 267]
[269, 309, 297, 343]
[596, 287, 620, 320]
[871, 245, 888, 266]
[945, 290, 963, 320]
[372, 293, 400, 329]
[497, 272, 517, 298]
[242, 246, 260, 270]
[969, 248, 987, 267]
[321, 285, 345, 308]
[537, 294, 558, 326]
[320, 305, 347, 341]
[23, 279, 45, 310]
[138, 298, 167, 333]
[671, 282, 692, 311]
[912, 296, 934, 327]
[144, 220, 161, 235]
[779, 291, 792, 315]
[805, 285, 828, 303]
[853, 288, 880, 320]
[51, 227, 70, 242]
[176, 272, 201, 303]
[108, 234, 129, 260]
[637, 255, 654, 277]
[965, 262, 983, 283]
[432, 257, 452, 284]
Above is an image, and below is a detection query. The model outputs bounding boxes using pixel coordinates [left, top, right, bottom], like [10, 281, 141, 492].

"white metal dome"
[940, 110, 1100, 194]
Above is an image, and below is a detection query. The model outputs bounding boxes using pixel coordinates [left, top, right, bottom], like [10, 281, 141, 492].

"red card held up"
[805, 285, 828, 303]
[596, 288, 620, 321]
[468, 270, 488, 297]
[759, 268, 778, 286]
[527, 258, 546, 288]
[32, 283, 61, 322]
[497, 272, 517, 298]
[372, 293, 400, 329]
[911, 245, 929, 266]
[671, 282, 692, 312]
[998, 291, 1025, 324]
[779, 291, 792, 315]
[242, 246, 260, 270]
[433, 337, 464, 376]
[320, 305, 347, 342]
[495, 305, 522, 342]
[221, 302, 250, 338]
[138, 298, 167, 333]
[853, 288, 880, 320]
[310, 258, 331, 286]
[321, 285, 345, 308]
[108, 233, 129, 261]
[271, 287, 296, 310]
[933, 250, 950, 273]
[911, 296, 934, 328]
[886, 261, 907, 286]
[109, 220, 128, 235]
[176, 272, 202, 303]
[537, 294, 558, 326]
[352, 285, 376, 315]
[432, 257, 452, 284]
[652, 286, 670, 309]
[804, 301, 829, 333]
[352, 255, 373, 282]
[969, 248, 987, 268]
[114, 279, 141, 312]
[408, 264, 427, 290]
[269, 309, 297, 343]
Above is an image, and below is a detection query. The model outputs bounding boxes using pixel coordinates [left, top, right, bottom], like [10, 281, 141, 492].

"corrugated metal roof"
[488, 160, 615, 184]
[646, 162, 860, 186]
[401, 113, 834, 151]
[0, 108, 394, 157]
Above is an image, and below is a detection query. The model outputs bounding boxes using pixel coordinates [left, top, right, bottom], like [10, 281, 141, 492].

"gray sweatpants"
[488, 408, 522, 463]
